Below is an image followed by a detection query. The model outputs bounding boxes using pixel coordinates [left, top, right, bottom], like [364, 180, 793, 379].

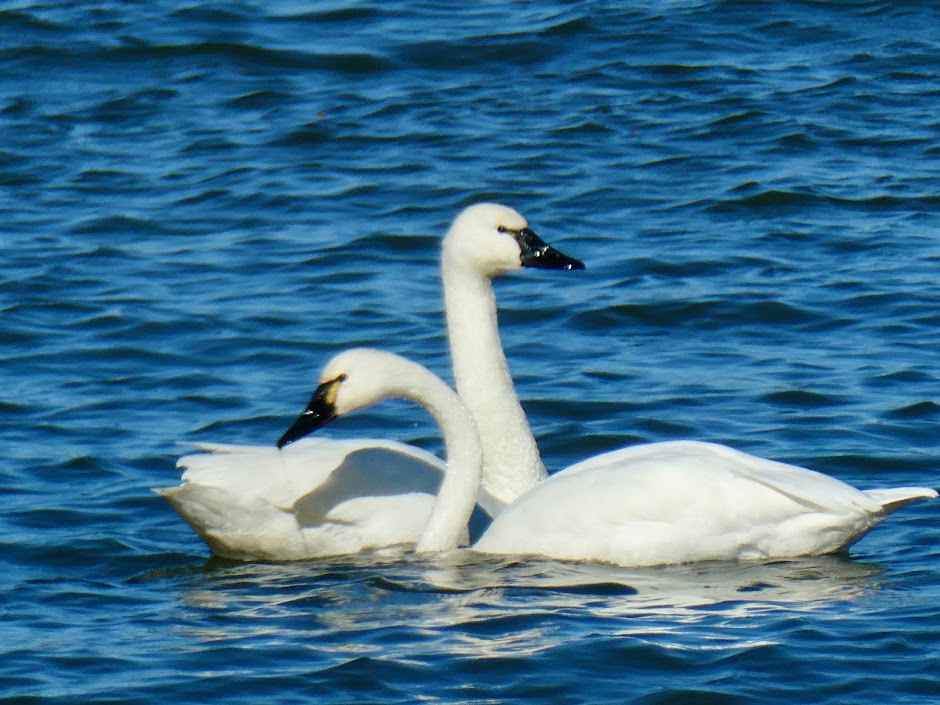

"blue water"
[2, 0, 939, 702]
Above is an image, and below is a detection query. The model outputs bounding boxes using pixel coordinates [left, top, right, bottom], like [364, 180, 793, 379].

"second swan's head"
[442, 203, 585, 277]
[276, 349, 418, 449]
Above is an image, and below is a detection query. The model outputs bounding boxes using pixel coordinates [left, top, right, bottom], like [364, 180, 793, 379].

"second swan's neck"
[442, 256, 547, 511]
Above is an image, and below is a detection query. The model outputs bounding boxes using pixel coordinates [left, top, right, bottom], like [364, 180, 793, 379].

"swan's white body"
[279, 349, 937, 568]
[159, 438, 447, 561]
[159, 203, 579, 559]
[473, 440, 936, 565]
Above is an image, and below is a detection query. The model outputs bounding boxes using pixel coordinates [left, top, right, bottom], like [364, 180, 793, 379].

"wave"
[572, 297, 821, 331]
[0, 42, 395, 74]
[708, 189, 940, 214]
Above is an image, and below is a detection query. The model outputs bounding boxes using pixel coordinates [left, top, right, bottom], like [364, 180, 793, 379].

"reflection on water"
[165, 550, 882, 658]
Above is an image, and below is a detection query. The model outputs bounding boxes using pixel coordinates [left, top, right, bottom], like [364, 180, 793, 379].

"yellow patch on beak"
[320, 375, 345, 407]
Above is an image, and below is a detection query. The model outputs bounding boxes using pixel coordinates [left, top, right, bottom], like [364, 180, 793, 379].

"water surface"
[2, 1, 939, 702]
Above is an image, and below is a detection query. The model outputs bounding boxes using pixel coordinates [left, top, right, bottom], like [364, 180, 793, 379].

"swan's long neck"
[442, 255, 547, 511]
[389, 360, 482, 553]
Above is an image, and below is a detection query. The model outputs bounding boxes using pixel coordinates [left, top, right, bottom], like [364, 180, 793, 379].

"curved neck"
[390, 361, 482, 553]
[442, 255, 547, 510]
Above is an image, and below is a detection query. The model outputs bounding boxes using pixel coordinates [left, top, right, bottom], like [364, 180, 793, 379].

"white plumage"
[276, 350, 937, 568]
[159, 202, 936, 566]
[158, 203, 582, 559]
[474, 440, 936, 565]
[158, 438, 445, 561]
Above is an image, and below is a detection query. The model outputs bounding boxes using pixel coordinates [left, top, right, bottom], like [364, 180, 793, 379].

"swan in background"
[158, 203, 583, 560]
[442, 203, 583, 512]
[282, 349, 936, 567]
[443, 211, 939, 553]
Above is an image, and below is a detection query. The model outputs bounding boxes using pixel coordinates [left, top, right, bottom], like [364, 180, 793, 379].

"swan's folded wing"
[692, 442, 936, 516]
[292, 444, 446, 525]
[170, 437, 445, 512]
[682, 441, 886, 515]
[556, 440, 893, 515]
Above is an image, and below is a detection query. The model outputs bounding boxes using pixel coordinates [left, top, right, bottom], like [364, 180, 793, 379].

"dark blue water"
[2, 1, 939, 702]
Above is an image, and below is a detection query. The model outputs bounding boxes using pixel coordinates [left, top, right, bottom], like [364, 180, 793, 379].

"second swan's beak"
[276, 377, 343, 449]
[516, 228, 585, 271]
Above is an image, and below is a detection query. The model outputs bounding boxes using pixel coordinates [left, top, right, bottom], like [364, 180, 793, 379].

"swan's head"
[276, 349, 415, 449]
[442, 203, 585, 277]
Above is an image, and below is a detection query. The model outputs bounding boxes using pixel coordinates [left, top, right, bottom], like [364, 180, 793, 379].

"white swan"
[158, 203, 583, 560]
[285, 349, 937, 567]
[444, 213, 939, 561]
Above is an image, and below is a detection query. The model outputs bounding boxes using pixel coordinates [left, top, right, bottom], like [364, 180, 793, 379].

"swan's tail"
[863, 486, 938, 515]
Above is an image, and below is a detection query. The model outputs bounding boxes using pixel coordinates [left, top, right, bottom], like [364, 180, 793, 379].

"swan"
[443, 213, 939, 561]
[281, 349, 937, 567]
[158, 203, 584, 560]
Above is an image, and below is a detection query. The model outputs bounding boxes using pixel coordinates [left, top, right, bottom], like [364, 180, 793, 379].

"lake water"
[2, 1, 939, 702]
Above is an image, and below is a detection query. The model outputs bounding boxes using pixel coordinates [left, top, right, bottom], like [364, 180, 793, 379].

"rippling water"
[2, 1, 939, 702]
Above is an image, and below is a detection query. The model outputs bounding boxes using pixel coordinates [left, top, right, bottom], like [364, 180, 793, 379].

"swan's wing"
[678, 441, 883, 514]
[659, 442, 936, 515]
[170, 436, 445, 513]
[555, 440, 893, 515]
[292, 444, 444, 526]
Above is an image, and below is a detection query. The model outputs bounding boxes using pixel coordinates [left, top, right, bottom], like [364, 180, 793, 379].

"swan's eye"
[336, 374, 347, 383]
[497, 225, 508, 233]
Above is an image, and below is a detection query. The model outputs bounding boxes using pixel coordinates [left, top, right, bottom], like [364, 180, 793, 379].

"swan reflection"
[168, 550, 882, 657]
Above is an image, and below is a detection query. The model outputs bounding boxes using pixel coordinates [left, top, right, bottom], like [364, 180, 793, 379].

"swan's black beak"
[515, 228, 585, 271]
[276, 377, 343, 449]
